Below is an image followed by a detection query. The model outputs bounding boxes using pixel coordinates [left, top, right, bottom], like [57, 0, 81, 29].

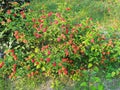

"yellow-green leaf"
[29, 53, 35, 58]
[36, 65, 40, 69]
[80, 82, 87, 87]
[111, 71, 116, 77]
[88, 63, 92, 68]
[35, 47, 39, 53]
[41, 67, 46, 71]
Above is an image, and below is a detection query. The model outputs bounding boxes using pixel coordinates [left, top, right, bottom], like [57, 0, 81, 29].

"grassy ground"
[29, 0, 120, 22]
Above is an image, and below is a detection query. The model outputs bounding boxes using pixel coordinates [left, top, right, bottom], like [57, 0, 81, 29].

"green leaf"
[41, 67, 46, 71]
[35, 47, 39, 53]
[94, 77, 101, 82]
[98, 84, 104, 90]
[111, 71, 116, 77]
[106, 73, 112, 78]
[88, 63, 92, 68]
[90, 86, 97, 90]
[29, 53, 35, 58]
[94, 66, 99, 72]
[89, 57, 94, 62]
[36, 65, 40, 69]
[116, 70, 119, 75]
[80, 82, 87, 87]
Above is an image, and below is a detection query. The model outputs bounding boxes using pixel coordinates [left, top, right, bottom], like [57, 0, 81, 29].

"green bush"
[0, 0, 120, 89]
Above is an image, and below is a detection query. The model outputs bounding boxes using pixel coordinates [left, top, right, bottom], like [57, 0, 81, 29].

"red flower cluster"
[14, 31, 28, 43]
[6, 10, 11, 14]
[9, 49, 18, 61]
[12, 64, 17, 72]
[0, 62, 4, 68]
[20, 11, 26, 19]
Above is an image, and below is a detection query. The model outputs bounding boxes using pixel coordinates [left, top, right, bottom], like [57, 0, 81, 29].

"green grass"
[29, 0, 120, 22]
[0, 77, 11, 90]
[0, 78, 4, 90]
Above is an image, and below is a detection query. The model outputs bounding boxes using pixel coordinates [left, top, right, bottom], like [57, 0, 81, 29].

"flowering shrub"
[0, 1, 120, 87]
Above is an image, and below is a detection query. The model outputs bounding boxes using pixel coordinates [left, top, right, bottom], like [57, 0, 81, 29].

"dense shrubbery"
[0, 0, 120, 89]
